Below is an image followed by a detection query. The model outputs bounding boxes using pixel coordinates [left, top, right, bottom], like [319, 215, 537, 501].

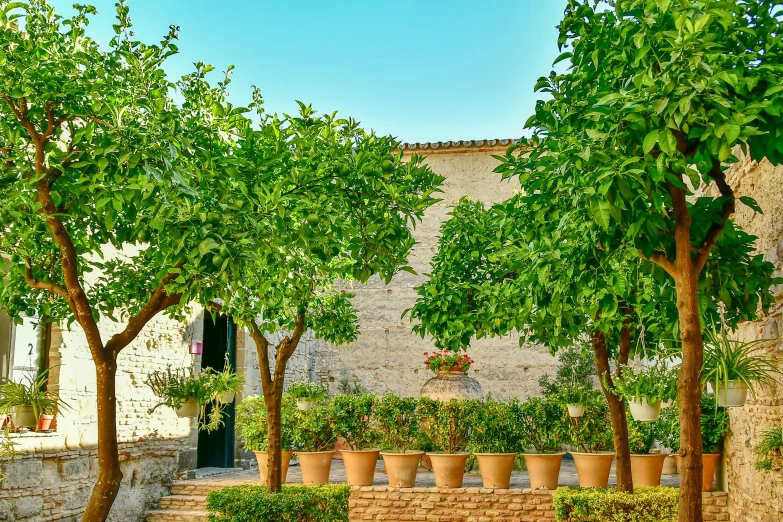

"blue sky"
[50, 0, 568, 144]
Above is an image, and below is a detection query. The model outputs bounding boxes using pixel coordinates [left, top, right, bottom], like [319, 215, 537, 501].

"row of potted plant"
[0, 368, 67, 431]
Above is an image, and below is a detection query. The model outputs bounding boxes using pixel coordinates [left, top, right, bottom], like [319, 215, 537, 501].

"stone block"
[58, 457, 89, 480]
[12, 496, 42, 519]
[2, 459, 42, 489]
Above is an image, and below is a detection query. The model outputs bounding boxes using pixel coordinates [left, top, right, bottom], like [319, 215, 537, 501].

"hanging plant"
[754, 427, 783, 472]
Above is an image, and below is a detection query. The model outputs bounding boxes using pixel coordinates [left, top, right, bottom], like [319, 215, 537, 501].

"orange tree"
[496, 1, 783, 519]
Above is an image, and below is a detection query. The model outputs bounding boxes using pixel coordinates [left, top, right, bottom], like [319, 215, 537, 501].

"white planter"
[175, 397, 200, 418]
[12, 405, 37, 428]
[567, 404, 585, 418]
[661, 399, 674, 409]
[629, 399, 662, 422]
[297, 399, 313, 411]
[713, 380, 749, 408]
[218, 391, 235, 405]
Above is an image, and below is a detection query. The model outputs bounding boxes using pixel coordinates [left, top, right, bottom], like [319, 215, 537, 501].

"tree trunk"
[81, 357, 123, 522]
[263, 380, 284, 492]
[592, 329, 633, 492]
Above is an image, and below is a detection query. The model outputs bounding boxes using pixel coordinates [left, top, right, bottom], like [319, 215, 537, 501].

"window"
[0, 311, 49, 383]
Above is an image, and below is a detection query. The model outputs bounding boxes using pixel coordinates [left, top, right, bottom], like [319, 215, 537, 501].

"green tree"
[496, 1, 783, 519]
[0, 2, 247, 519]
[206, 100, 442, 492]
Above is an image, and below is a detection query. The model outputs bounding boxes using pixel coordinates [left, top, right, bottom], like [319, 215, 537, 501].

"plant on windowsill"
[286, 380, 329, 411]
[0, 368, 68, 431]
[754, 427, 783, 472]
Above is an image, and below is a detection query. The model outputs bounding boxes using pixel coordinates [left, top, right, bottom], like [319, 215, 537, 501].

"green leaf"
[652, 98, 669, 115]
[655, 0, 671, 13]
[643, 130, 659, 154]
[739, 196, 763, 214]
[725, 124, 741, 144]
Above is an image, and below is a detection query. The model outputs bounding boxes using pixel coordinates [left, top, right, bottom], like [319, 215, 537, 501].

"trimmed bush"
[206, 484, 350, 522]
[553, 486, 678, 522]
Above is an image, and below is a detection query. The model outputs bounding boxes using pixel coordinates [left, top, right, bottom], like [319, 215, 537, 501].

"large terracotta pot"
[342, 449, 381, 486]
[334, 437, 348, 460]
[571, 452, 615, 488]
[428, 453, 470, 488]
[12, 405, 37, 428]
[475, 453, 516, 489]
[253, 450, 293, 485]
[522, 452, 565, 490]
[297, 450, 335, 485]
[675, 453, 721, 492]
[381, 451, 424, 487]
[420, 371, 484, 401]
[630, 454, 667, 486]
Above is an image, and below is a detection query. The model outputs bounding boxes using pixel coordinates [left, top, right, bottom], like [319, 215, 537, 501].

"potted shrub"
[146, 367, 209, 419]
[332, 393, 380, 486]
[207, 360, 245, 405]
[702, 328, 782, 408]
[0, 369, 67, 430]
[375, 394, 423, 487]
[469, 397, 524, 488]
[565, 391, 615, 488]
[609, 365, 664, 422]
[627, 416, 667, 486]
[290, 399, 336, 485]
[418, 397, 479, 488]
[236, 395, 296, 484]
[517, 396, 568, 489]
[287, 380, 329, 411]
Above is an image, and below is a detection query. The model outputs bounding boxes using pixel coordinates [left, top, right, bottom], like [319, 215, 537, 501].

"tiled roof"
[397, 139, 517, 151]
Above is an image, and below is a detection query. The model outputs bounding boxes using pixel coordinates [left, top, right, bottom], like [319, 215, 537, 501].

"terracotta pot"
[673, 453, 720, 491]
[380, 451, 424, 487]
[567, 404, 585, 417]
[175, 398, 200, 418]
[714, 380, 749, 408]
[570, 452, 615, 488]
[218, 391, 235, 405]
[630, 454, 667, 486]
[12, 405, 37, 428]
[253, 450, 293, 485]
[37, 414, 55, 431]
[428, 453, 469, 488]
[522, 452, 565, 490]
[421, 453, 433, 469]
[629, 399, 662, 422]
[661, 454, 678, 475]
[342, 449, 381, 486]
[334, 437, 347, 460]
[297, 450, 335, 485]
[420, 372, 483, 401]
[475, 453, 516, 489]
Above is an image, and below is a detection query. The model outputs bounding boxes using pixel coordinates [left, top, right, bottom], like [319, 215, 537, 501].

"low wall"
[348, 486, 729, 522]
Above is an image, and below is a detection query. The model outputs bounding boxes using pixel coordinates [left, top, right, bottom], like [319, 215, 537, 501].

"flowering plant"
[423, 350, 474, 374]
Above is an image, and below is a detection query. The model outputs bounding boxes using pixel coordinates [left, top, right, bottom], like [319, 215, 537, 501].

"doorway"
[197, 313, 237, 469]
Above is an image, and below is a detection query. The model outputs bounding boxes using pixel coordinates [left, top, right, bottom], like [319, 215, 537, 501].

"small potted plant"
[290, 399, 336, 485]
[332, 393, 379, 486]
[287, 380, 329, 411]
[375, 394, 423, 487]
[754, 427, 783, 471]
[418, 397, 479, 488]
[146, 367, 208, 419]
[565, 391, 615, 488]
[609, 365, 664, 422]
[423, 350, 474, 374]
[702, 328, 782, 408]
[469, 397, 525, 489]
[0, 369, 67, 430]
[627, 415, 667, 486]
[236, 395, 296, 484]
[207, 359, 245, 405]
[517, 396, 568, 489]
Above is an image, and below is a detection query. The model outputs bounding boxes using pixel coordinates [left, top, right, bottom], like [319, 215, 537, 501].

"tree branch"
[248, 322, 273, 393]
[23, 258, 69, 300]
[2, 95, 40, 143]
[639, 250, 677, 279]
[692, 159, 735, 276]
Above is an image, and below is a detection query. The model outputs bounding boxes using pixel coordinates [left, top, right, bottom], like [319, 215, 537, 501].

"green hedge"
[553, 486, 679, 522]
[206, 484, 350, 522]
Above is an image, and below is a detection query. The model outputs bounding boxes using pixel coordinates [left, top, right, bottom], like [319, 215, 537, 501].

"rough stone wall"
[250, 145, 559, 400]
[721, 152, 783, 522]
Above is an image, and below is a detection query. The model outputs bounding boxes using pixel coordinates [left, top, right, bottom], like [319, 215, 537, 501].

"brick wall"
[348, 487, 729, 522]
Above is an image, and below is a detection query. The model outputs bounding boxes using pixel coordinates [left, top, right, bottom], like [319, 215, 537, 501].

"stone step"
[158, 495, 207, 511]
[170, 481, 226, 496]
[145, 509, 208, 522]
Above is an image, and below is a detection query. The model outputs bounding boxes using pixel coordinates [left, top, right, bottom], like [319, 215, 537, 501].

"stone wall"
[721, 152, 783, 522]
[348, 486, 729, 522]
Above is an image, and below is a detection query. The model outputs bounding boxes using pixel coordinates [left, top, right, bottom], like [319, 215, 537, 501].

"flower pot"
[630, 454, 667, 486]
[475, 453, 516, 489]
[297, 399, 313, 411]
[567, 404, 585, 418]
[421, 453, 433, 469]
[12, 405, 37, 428]
[661, 399, 674, 409]
[522, 452, 565, 490]
[428, 453, 470, 488]
[662, 454, 678, 475]
[334, 436, 347, 460]
[420, 372, 483, 401]
[253, 450, 293, 485]
[714, 380, 749, 408]
[37, 414, 55, 431]
[628, 399, 662, 422]
[380, 451, 424, 487]
[297, 450, 335, 485]
[673, 453, 720, 491]
[217, 391, 235, 405]
[341, 449, 381, 486]
[570, 452, 615, 488]
[175, 397, 200, 418]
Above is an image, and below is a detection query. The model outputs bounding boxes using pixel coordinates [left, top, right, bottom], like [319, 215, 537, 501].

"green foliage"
[656, 395, 729, 453]
[608, 364, 669, 403]
[754, 427, 783, 472]
[654, 403, 681, 452]
[563, 391, 614, 453]
[539, 346, 596, 397]
[0, 429, 17, 485]
[418, 398, 480, 454]
[0, 367, 67, 418]
[286, 380, 329, 401]
[469, 397, 526, 454]
[291, 400, 335, 452]
[374, 394, 421, 453]
[702, 328, 783, 399]
[205, 484, 350, 522]
[627, 415, 657, 455]
[331, 393, 377, 450]
[553, 486, 679, 522]
[518, 397, 568, 454]
[235, 395, 297, 452]
[336, 376, 365, 396]
[206, 359, 245, 400]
